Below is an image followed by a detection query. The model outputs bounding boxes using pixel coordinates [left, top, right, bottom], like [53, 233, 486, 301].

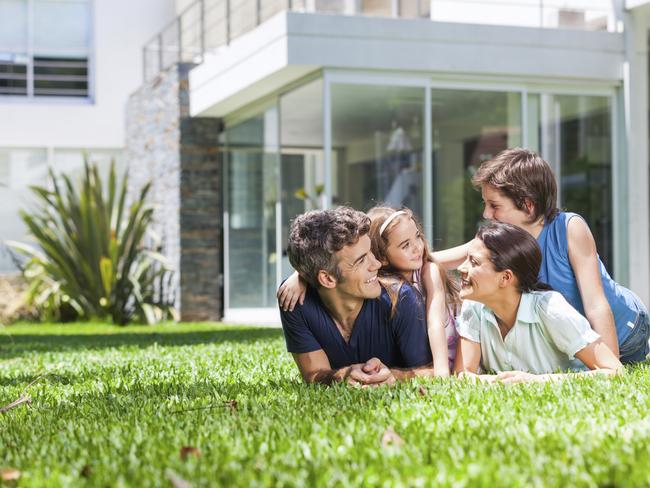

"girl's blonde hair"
[367, 206, 461, 318]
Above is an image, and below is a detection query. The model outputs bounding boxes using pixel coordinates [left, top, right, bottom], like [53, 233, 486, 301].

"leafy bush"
[7, 162, 176, 324]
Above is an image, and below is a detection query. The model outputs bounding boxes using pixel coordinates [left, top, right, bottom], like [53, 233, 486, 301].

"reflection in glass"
[280, 78, 324, 279]
[431, 89, 522, 249]
[331, 83, 425, 219]
[225, 108, 278, 308]
[541, 95, 613, 272]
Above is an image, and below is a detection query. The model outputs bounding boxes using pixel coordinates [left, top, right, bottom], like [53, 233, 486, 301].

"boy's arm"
[566, 217, 619, 356]
[422, 261, 451, 376]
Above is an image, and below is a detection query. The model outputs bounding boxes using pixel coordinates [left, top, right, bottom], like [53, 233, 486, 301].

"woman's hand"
[277, 271, 307, 312]
[495, 371, 543, 384]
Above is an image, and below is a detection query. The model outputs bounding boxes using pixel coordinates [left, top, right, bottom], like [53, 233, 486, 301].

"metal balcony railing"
[142, 0, 618, 82]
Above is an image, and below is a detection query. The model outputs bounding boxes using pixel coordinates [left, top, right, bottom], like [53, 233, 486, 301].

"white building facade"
[0, 0, 176, 270]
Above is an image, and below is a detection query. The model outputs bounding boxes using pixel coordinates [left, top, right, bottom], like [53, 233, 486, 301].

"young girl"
[278, 206, 460, 376]
[455, 221, 623, 383]
[437, 148, 649, 364]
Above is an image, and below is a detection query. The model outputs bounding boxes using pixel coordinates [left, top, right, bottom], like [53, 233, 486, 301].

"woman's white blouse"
[457, 291, 600, 374]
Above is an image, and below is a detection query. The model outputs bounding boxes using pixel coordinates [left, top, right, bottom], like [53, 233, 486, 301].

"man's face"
[332, 234, 382, 299]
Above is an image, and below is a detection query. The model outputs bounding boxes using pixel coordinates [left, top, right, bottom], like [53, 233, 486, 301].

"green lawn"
[1, 322, 650, 487]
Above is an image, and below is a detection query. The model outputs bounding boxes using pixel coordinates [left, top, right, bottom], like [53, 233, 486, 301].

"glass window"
[539, 94, 613, 271]
[331, 83, 426, 219]
[226, 107, 279, 308]
[431, 88, 522, 249]
[279, 78, 324, 279]
[0, 0, 90, 98]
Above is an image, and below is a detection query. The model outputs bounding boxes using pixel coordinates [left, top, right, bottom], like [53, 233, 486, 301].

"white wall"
[0, 0, 176, 149]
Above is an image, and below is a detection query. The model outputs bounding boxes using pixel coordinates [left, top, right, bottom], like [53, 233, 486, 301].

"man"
[280, 206, 432, 386]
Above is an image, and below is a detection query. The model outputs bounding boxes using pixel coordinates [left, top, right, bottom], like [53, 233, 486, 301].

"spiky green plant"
[7, 161, 176, 324]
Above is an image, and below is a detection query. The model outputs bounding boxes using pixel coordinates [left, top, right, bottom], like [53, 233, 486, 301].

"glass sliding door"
[430, 88, 522, 249]
[279, 78, 324, 280]
[539, 94, 613, 272]
[330, 83, 426, 219]
[225, 107, 279, 309]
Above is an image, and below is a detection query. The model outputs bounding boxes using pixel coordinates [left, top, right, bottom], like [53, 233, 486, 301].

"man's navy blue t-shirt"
[280, 283, 432, 370]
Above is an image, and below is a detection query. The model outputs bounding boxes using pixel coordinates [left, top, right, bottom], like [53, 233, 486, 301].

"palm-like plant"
[7, 162, 176, 324]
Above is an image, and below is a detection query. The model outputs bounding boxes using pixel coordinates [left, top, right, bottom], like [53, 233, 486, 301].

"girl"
[438, 148, 649, 364]
[455, 221, 623, 383]
[278, 206, 460, 376]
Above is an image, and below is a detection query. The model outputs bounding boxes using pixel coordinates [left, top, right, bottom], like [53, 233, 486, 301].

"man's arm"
[292, 350, 395, 386]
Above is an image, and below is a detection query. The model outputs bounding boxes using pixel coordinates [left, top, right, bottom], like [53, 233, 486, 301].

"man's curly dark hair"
[287, 207, 370, 287]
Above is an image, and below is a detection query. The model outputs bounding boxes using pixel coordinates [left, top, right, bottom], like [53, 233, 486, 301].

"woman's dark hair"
[476, 221, 552, 293]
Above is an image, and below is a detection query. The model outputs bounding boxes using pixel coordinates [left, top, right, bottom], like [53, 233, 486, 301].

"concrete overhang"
[627, 0, 650, 9]
[189, 11, 624, 118]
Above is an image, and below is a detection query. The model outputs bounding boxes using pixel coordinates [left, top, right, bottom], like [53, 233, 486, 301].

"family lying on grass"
[277, 148, 650, 386]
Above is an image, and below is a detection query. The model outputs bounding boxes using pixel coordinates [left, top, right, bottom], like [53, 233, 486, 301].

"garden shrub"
[6, 162, 176, 324]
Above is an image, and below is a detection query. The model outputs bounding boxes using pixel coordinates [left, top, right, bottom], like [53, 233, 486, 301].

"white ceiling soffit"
[189, 11, 624, 118]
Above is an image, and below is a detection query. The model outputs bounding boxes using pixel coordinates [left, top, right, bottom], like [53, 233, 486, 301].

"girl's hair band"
[379, 210, 407, 237]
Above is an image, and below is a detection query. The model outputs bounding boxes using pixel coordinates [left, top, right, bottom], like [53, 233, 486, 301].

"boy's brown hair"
[472, 148, 560, 223]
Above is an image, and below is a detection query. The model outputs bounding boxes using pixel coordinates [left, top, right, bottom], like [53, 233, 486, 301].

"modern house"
[0, 0, 176, 270]
[3, 1, 650, 326]
[125, 0, 650, 324]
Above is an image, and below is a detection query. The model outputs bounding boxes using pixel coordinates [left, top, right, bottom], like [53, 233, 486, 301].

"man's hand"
[346, 358, 396, 387]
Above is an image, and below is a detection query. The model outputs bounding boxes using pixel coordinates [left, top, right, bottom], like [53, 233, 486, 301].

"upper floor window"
[0, 0, 91, 98]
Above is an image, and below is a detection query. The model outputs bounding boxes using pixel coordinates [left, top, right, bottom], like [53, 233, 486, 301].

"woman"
[454, 221, 623, 383]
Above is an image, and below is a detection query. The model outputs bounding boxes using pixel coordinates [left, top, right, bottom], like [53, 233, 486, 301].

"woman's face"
[457, 238, 505, 303]
[383, 217, 425, 274]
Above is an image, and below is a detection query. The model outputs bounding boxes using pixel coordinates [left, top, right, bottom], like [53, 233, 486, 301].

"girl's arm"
[277, 271, 307, 312]
[566, 217, 619, 356]
[422, 261, 451, 376]
[432, 241, 471, 270]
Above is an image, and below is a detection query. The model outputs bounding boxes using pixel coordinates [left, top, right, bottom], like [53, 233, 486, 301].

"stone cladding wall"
[125, 63, 223, 321]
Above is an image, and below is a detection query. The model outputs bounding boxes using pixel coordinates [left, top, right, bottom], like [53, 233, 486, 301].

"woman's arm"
[495, 339, 623, 384]
[432, 241, 471, 271]
[566, 217, 619, 356]
[453, 337, 482, 374]
[422, 261, 451, 376]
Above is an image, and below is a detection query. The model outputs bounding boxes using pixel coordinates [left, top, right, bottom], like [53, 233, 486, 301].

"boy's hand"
[277, 271, 307, 312]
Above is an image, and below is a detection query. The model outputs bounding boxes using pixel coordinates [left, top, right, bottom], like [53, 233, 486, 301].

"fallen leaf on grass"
[165, 469, 191, 488]
[0, 468, 21, 481]
[381, 428, 404, 448]
[80, 464, 92, 478]
[0, 396, 31, 414]
[179, 446, 202, 460]
[225, 400, 238, 413]
[418, 385, 426, 396]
